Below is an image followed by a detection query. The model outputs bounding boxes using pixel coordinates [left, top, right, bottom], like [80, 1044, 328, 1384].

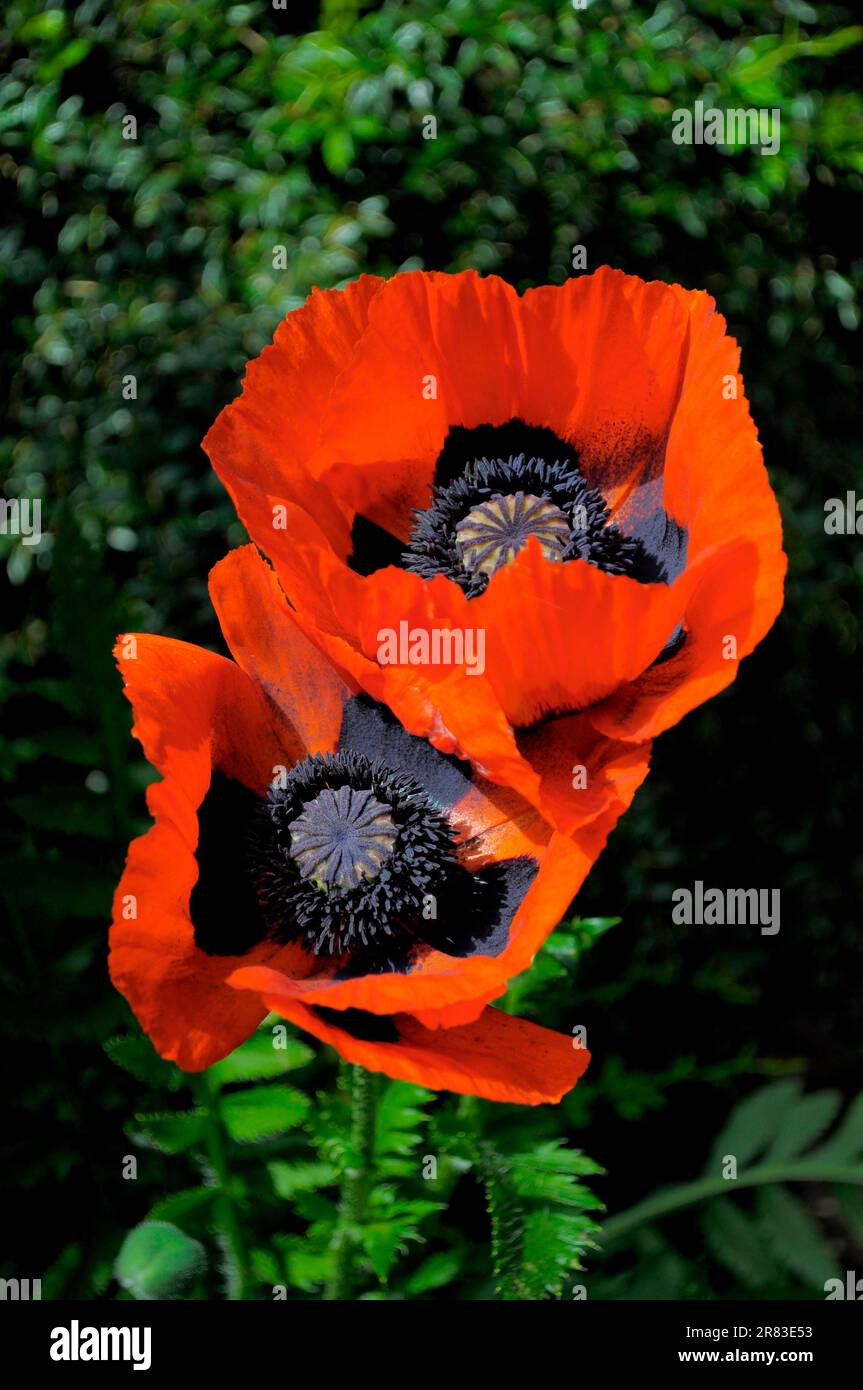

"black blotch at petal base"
[191, 770, 267, 956]
[312, 1005, 400, 1043]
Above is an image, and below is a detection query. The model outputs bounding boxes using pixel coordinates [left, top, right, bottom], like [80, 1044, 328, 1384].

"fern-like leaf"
[601, 1082, 863, 1296]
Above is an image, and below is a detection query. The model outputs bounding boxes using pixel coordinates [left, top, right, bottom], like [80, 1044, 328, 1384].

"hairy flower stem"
[196, 1071, 249, 1300]
[325, 1066, 379, 1300]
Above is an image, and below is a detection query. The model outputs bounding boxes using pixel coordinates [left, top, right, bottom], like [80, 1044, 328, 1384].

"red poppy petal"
[264, 539, 540, 792]
[203, 275, 386, 559]
[449, 773, 552, 863]
[114, 633, 302, 800]
[208, 545, 349, 756]
[226, 952, 505, 1019]
[520, 267, 690, 505]
[585, 288, 784, 743]
[491, 820, 622, 979]
[663, 283, 786, 645]
[227, 986, 590, 1104]
[514, 714, 653, 836]
[311, 270, 528, 537]
[588, 541, 762, 741]
[409, 995, 500, 1029]
[470, 538, 692, 728]
[110, 819, 270, 1071]
[111, 634, 312, 1069]
[262, 540, 656, 834]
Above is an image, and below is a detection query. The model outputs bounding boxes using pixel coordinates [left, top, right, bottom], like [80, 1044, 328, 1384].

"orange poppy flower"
[109, 545, 637, 1103]
[203, 267, 785, 817]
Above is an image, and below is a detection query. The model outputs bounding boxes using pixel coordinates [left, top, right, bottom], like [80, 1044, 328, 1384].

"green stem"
[472, 1138, 531, 1301]
[196, 1072, 250, 1300]
[325, 1066, 379, 1300]
[601, 1164, 863, 1245]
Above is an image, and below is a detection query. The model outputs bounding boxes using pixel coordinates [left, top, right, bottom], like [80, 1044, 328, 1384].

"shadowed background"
[2, 0, 862, 1300]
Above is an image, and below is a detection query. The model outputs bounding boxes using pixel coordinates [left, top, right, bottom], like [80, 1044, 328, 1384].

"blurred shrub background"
[2, 0, 862, 1300]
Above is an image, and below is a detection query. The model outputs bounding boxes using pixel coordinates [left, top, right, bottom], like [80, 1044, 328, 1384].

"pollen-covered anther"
[455, 491, 571, 578]
[288, 785, 397, 890]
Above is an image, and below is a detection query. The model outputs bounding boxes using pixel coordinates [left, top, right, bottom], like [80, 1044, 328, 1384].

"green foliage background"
[2, 0, 861, 1300]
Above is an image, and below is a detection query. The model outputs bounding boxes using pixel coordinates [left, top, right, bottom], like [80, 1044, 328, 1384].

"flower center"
[289, 784, 397, 890]
[249, 749, 456, 959]
[402, 443, 642, 597]
[455, 491, 570, 577]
